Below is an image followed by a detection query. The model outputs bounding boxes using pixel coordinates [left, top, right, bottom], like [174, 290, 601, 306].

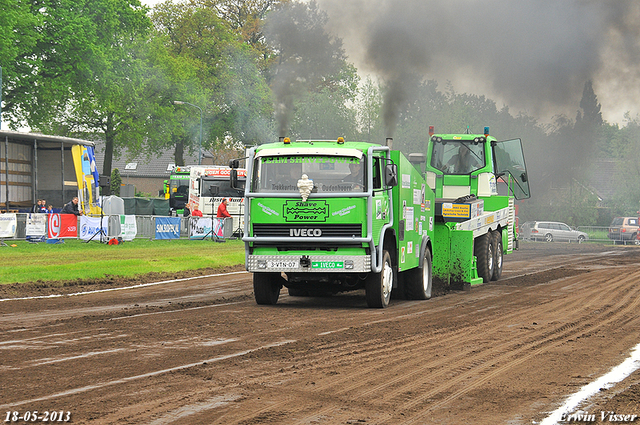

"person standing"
[61, 197, 83, 215]
[216, 198, 232, 218]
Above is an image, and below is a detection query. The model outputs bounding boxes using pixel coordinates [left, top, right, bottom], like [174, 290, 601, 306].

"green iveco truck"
[232, 129, 529, 308]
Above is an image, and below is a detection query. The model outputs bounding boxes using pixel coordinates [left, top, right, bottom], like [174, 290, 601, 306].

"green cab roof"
[431, 133, 498, 142]
[256, 139, 383, 155]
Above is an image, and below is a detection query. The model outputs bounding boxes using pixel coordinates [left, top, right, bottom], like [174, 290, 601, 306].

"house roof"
[93, 141, 202, 178]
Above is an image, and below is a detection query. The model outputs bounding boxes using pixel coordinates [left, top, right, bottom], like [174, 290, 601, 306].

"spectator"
[217, 198, 232, 218]
[46, 205, 53, 214]
[32, 199, 42, 213]
[191, 207, 203, 217]
[39, 199, 48, 213]
[61, 196, 83, 215]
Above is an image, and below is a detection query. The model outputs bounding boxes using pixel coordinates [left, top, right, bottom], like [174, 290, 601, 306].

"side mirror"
[231, 169, 238, 189]
[229, 159, 239, 169]
[384, 164, 398, 187]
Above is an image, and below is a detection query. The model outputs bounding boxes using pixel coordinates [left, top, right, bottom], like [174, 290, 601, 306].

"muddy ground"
[0, 242, 638, 424]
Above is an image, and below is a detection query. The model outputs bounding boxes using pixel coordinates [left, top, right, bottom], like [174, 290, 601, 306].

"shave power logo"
[284, 200, 329, 222]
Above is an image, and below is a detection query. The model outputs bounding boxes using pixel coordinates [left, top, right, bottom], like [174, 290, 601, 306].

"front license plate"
[267, 260, 299, 269]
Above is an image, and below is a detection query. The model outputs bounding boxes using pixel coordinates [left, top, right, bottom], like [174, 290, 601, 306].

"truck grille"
[252, 223, 363, 238]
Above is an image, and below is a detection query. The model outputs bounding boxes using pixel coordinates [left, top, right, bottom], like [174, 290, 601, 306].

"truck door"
[493, 138, 531, 200]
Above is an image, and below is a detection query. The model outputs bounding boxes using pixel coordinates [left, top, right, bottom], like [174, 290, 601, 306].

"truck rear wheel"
[491, 231, 503, 281]
[406, 246, 432, 300]
[475, 232, 494, 283]
[253, 273, 282, 305]
[366, 250, 393, 308]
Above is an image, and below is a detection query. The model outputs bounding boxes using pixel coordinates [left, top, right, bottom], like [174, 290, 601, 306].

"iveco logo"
[290, 228, 322, 237]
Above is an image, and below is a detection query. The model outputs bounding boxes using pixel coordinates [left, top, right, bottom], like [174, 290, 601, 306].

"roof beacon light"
[484, 126, 490, 137]
[283, 137, 291, 145]
[337, 137, 345, 144]
[428, 125, 435, 136]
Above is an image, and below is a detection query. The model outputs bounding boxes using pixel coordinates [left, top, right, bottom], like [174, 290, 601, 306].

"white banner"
[189, 216, 224, 239]
[0, 213, 17, 238]
[79, 216, 109, 241]
[26, 213, 47, 237]
[120, 215, 137, 241]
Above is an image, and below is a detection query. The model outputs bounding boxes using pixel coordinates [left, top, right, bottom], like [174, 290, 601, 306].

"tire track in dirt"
[223, 267, 640, 425]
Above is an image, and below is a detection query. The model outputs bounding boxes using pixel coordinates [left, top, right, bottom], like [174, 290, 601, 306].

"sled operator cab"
[425, 126, 530, 201]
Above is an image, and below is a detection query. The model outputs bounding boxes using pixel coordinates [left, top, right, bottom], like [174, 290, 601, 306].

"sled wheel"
[491, 230, 503, 281]
[475, 232, 494, 283]
[406, 246, 432, 300]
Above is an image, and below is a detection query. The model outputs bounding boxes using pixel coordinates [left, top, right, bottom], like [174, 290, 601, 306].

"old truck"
[232, 129, 529, 308]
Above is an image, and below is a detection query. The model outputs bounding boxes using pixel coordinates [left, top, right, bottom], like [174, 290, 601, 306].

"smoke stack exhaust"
[386, 138, 393, 149]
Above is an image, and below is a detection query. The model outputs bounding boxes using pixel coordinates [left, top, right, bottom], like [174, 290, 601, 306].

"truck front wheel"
[253, 273, 282, 305]
[475, 233, 495, 283]
[366, 250, 393, 308]
[406, 246, 432, 300]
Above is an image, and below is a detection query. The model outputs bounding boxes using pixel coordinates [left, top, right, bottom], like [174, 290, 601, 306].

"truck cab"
[239, 137, 433, 308]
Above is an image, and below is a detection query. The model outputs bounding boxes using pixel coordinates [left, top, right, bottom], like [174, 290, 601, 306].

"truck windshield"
[201, 178, 245, 197]
[253, 155, 365, 193]
[430, 141, 485, 175]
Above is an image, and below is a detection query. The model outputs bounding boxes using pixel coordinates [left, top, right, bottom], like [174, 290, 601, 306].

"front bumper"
[247, 255, 371, 273]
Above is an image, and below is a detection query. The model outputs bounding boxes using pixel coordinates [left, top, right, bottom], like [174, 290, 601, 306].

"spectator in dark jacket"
[61, 197, 83, 215]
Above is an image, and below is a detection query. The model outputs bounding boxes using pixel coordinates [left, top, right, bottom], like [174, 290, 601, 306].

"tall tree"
[576, 80, 603, 127]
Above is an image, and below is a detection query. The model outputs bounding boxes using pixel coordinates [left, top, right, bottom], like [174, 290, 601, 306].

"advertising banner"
[189, 217, 224, 239]
[155, 217, 181, 240]
[0, 213, 17, 238]
[26, 214, 47, 241]
[71, 145, 101, 216]
[48, 214, 78, 239]
[120, 215, 137, 241]
[79, 216, 108, 241]
[26, 214, 47, 237]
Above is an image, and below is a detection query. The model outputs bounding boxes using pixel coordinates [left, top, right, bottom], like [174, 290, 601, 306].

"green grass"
[0, 239, 245, 285]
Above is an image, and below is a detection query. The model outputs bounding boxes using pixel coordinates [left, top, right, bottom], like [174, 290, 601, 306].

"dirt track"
[1, 242, 639, 424]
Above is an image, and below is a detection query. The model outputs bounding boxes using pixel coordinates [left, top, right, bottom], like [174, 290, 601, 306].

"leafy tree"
[4, 0, 151, 177]
[0, 0, 41, 129]
[149, 1, 273, 161]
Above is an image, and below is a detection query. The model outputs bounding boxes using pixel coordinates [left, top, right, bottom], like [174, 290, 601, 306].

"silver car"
[524, 221, 588, 243]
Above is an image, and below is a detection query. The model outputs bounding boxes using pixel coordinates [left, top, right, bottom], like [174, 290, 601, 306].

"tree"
[110, 168, 122, 196]
[0, 0, 41, 129]
[4, 0, 152, 177]
[264, 0, 348, 137]
[576, 80, 603, 127]
[148, 1, 274, 161]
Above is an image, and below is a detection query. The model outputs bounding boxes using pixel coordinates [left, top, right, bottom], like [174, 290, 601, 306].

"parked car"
[607, 217, 639, 243]
[525, 221, 588, 243]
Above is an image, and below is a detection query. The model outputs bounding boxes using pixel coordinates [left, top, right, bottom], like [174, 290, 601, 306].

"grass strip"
[0, 238, 245, 285]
